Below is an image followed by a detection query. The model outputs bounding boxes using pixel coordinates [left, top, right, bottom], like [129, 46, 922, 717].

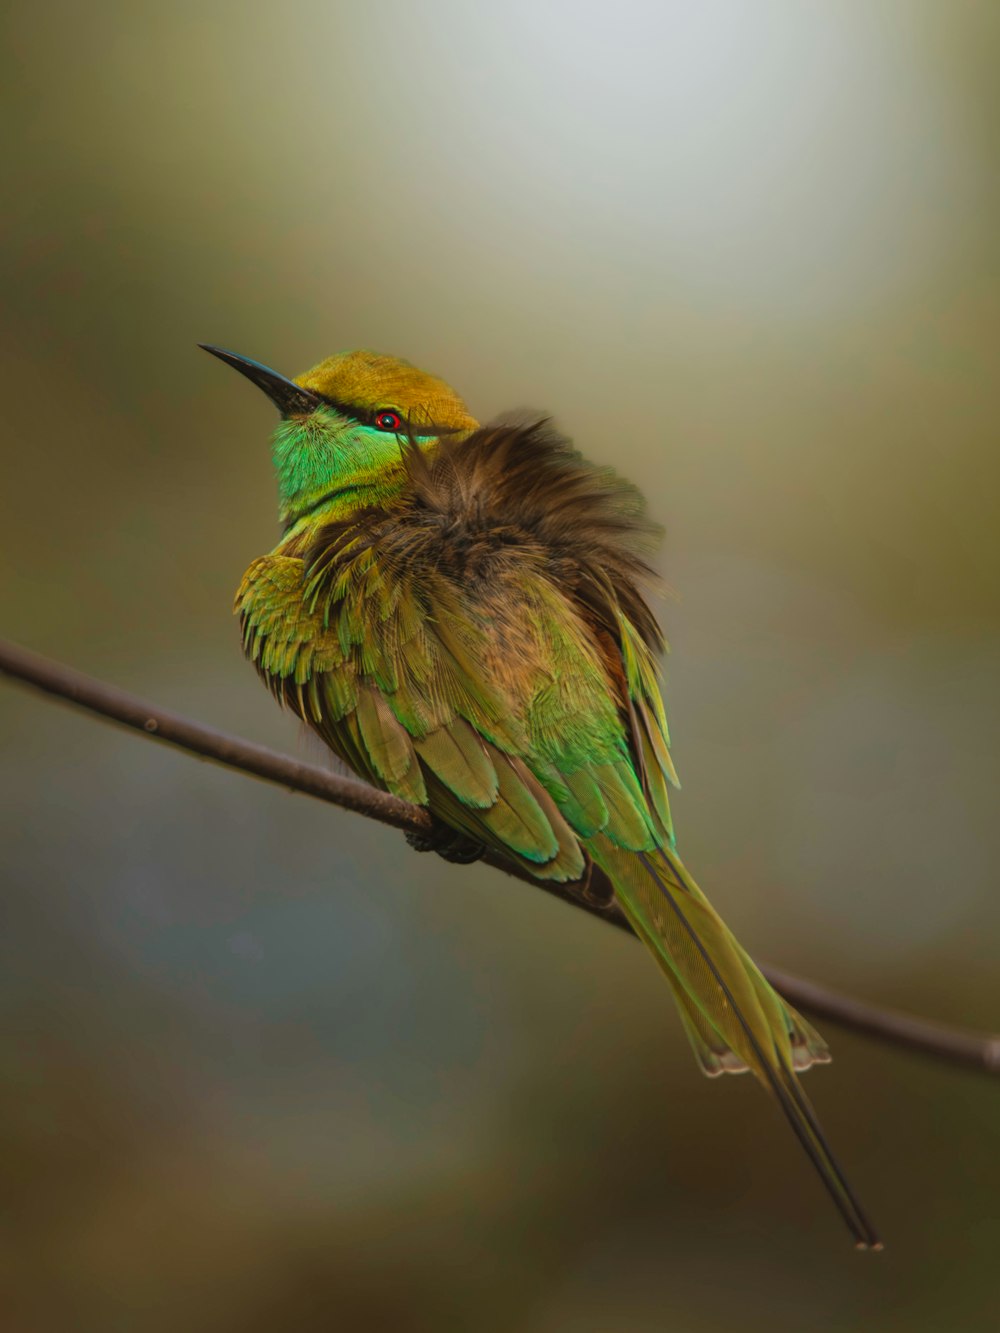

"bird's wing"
[566, 558, 678, 846]
[236, 549, 590, 880]
[237, 554, 658, 882]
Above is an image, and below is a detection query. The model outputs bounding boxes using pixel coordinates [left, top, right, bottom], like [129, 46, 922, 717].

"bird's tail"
[591, 840, 882, 1250]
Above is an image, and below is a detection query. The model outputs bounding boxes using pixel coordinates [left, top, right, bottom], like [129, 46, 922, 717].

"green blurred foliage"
[2, 2, 999, 1329]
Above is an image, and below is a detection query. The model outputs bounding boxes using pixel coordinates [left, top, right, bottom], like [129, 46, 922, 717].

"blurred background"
[2, 1, 999, 1328]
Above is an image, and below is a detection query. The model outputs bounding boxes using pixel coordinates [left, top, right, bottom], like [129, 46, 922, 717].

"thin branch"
[2, 636, 998, 1076]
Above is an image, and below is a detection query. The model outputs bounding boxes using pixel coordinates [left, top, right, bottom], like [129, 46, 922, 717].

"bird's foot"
[406, 817, 485, 865]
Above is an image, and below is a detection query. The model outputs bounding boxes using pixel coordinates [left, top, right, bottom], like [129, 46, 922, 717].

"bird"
[201, 342, 881, 1250]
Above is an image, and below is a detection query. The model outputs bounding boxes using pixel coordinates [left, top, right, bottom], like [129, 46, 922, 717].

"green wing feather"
[237, 548, 591, 880]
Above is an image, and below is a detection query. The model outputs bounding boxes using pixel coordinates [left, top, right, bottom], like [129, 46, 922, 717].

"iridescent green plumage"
[207, 344, 880, 1249]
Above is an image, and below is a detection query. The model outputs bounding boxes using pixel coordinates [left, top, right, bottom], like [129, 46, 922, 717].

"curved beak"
[198, 344, 323, 417]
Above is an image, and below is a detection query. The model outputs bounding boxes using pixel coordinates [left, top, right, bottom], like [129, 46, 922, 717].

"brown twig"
[2, 635, 997, 1076]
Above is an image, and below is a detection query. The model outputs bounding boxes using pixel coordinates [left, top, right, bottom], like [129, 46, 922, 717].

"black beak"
[198, 344, 324, 417]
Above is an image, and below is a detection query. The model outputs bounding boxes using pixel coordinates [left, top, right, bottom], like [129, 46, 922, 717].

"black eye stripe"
[315, 393, 382, 427]
[312, 395, 463, 438]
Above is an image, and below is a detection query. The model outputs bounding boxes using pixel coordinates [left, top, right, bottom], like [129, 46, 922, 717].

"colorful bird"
[202, 343, 881, 1249]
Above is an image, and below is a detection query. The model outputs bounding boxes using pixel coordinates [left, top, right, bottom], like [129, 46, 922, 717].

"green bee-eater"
[202, 343, 880, 1249]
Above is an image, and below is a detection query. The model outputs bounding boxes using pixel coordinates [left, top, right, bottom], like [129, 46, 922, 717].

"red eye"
[374, 410, 402, 432]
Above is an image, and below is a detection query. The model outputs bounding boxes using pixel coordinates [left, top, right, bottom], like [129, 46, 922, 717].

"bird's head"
[200, 345, 479, 529]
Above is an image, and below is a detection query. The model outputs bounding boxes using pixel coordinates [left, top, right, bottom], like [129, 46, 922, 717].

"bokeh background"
[3, 2, 1000, 1329]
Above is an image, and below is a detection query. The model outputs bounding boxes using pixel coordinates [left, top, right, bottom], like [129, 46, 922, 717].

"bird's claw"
[406, 819, 485, 865]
